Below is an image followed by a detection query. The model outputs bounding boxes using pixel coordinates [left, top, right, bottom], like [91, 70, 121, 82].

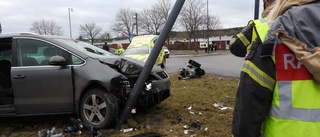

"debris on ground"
[63, 118, 101, 137]
[120, 128, 136, 133]
[178, 59, 205, 80]
[212, 103, 233, 110]
[191, 120, 202, 130]
[38, 127, 64, 137]
[176, 116, 183, 122]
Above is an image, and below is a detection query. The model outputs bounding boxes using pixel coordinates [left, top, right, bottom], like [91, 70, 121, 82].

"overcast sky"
[0, 0, 263, 38]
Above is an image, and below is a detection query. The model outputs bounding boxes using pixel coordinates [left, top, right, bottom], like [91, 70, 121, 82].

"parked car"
[164, 46, 170, 58]
[0, 32, 170, 129]
[122, 35, 166, 68]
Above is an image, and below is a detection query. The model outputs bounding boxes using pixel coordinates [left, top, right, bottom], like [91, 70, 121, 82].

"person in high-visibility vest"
[232, 0, 320, 137]
[114, 43, 125, 55]
[229, 0, 274, 57]
[205, 42, 209, 54]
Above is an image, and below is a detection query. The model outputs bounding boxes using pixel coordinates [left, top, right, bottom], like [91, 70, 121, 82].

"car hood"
[97, 55, 161, 75]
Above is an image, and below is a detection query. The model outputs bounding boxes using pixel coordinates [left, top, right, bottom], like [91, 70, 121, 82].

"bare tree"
[139, 8, 164, 34]
[155, 0, 172, 21]
[100, 32, 111, 40]
[110, 8, 136, 39]
[79, 22, 102, 44]
[208, 15, 222, 31]
[30, 19, 63, 35]
[198, 15, 223, 38]
[137, 0, 173, 42]
[179, 0, 206, 51]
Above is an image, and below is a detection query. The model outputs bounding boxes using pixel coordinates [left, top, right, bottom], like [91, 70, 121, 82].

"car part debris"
[178, 59, 205, 80]
[183, 125, 189, 129]
[131, 108, 137, 114]
[64, 118, 101, 137]
[184, 129, 189, 134]
[191, 121, 202, 130]
[176, 116, 183, 122]
[212, 103, 232, 110]
[38, 127, 64, 137]
[120, 128, 135, 133]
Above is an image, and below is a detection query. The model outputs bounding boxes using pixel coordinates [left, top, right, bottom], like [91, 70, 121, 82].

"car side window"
[17, 39, 66, 66]
[71, 55, 84, 65]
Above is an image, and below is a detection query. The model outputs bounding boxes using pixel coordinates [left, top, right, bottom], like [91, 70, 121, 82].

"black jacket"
[232, 39, 275, 137]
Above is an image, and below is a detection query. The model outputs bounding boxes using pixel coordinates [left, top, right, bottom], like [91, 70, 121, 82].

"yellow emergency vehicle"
[122, 35, 166, 68]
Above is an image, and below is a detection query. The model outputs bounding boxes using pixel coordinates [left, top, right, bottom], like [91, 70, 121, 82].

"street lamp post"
[135, 13, 138, 36]
[68, 8, 74, 38]
[207, 0, 209, 53]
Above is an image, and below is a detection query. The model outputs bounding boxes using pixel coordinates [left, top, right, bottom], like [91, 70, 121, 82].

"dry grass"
[0, 74, 239, 137]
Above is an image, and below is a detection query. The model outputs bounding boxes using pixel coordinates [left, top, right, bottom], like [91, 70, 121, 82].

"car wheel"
[80, 88, 118, 129]
[161, 57, 166, 68]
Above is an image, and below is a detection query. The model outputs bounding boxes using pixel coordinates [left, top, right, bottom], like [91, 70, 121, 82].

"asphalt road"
[162, 52, 244, 78]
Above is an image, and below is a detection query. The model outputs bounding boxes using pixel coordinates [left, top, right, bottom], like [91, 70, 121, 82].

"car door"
[11, 38, 74, 115]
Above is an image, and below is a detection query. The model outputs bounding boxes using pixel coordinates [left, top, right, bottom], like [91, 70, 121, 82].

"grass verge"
[0, 74, 239, 137]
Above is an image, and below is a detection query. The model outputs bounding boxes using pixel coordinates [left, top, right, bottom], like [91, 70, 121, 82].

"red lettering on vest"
[275, 44, 312, 81]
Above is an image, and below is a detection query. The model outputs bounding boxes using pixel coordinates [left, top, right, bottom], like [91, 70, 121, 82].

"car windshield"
[54, 38, 114, 58]
[123, 47, 149, 55]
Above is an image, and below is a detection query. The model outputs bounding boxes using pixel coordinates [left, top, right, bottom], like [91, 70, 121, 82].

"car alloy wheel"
[80, 88, 118, 129]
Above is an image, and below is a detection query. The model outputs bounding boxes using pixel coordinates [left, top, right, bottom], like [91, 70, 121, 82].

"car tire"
[161, 57, 166, 68]
[80, 88, 118, 129]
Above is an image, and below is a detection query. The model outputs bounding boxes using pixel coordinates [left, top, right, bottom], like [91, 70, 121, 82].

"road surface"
[162, 52, 244, 78]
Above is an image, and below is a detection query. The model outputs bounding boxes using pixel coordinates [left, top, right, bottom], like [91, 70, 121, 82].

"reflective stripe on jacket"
[261, 43, 320, 137]
[241, 20, 274, 91]
[232, 22, 276, 137]
[229, 19, 270, 57]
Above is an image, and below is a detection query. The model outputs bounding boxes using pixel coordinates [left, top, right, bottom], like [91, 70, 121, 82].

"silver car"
[0, 33, 170, 129]
[164, 46, 170, 58]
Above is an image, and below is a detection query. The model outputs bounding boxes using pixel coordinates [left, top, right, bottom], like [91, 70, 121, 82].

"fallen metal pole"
[115, 0, 185, 130]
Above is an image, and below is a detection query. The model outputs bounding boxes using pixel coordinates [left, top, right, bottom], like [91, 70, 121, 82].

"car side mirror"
[48, 56, 68, 66]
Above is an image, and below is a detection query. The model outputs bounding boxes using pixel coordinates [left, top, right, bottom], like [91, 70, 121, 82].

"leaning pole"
[115, 0, 186, 130]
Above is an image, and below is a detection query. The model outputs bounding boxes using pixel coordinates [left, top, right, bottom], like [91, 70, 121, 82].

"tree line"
[29, 0, 222, 44]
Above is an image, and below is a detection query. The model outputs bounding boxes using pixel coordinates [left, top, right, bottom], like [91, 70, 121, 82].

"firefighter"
[232, 0, 320, 137]
[229, 0, 275, 57]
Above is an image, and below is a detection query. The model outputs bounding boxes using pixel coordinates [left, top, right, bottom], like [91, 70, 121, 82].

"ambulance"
[122, 35, 166, 68]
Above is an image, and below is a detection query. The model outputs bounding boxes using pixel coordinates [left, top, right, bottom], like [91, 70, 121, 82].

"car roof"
[0, 32, 90, 58]
[0, 32, 69, 39]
